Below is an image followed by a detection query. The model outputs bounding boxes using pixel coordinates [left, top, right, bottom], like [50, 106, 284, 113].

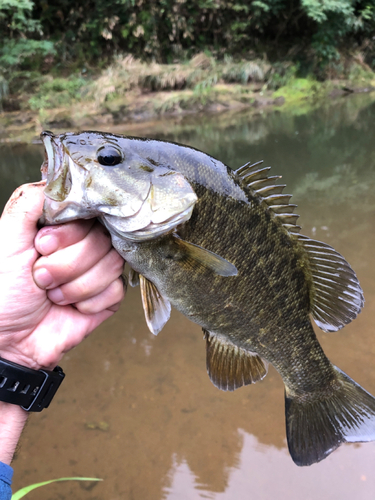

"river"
[1, 93, 375, 499]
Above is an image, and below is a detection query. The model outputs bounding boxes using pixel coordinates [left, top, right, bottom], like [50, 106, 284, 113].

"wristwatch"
[0, 357, 65, 412]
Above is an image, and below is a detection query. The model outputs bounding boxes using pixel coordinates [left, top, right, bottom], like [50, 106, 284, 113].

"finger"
[29, 305, 117, 369]
[0, 182, 45, 257]
[59, 308, 117, 356]
[75, 278, 125, 315]
[47, 248, 124, 304]
[33, 222, 113, 289]
[35, 219, 95, 256]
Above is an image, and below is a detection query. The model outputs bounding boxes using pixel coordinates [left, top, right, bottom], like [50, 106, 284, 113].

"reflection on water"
[165, 433, 375, 500]
[1, 92, 375, 499]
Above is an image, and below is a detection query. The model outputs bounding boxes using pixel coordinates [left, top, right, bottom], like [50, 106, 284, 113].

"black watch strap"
[0, 357, 65, 412]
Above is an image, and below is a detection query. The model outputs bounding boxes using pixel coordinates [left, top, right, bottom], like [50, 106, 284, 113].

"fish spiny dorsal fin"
[247, 175, 282, 190]
[297, 235, 364, 332]
[204, 330, 268, 391]
[243, 167, 272, 184]
[235, 160, 264, 176]
[256, 184, 286, 196]
[234, 160, 301, 234]
[140, 275, 171, 335]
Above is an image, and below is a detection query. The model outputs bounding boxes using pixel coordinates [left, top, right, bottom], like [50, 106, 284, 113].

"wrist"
[0, 402, 28, 465]
[0, 350, 44, 372]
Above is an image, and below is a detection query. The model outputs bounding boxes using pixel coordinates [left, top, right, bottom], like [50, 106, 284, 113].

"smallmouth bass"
[40, 130, 375, 466]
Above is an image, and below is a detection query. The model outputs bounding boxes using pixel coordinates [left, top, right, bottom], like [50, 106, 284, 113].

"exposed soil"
[1, 80, 374, 145]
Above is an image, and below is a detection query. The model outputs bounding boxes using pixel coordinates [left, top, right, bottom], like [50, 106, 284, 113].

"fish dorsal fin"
[298, 235, 364, 332]
[140, 275, 171, 335]
[173, 236, 238, 277]
[234, 161, 301, 234]
[129, 267, 140, 287]
[204, 330, 268, 391]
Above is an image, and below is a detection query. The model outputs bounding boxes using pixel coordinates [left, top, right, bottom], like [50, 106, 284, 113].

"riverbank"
[1, 55, 375, 144]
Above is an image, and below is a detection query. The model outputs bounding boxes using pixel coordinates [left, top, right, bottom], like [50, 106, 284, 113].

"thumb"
[0, 182, 46, 257]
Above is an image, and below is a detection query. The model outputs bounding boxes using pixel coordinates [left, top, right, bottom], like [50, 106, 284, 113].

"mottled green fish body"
[41, 130, 375, 466]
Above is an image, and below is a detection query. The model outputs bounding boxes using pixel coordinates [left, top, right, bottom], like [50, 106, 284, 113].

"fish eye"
[97, 146, 123, 166]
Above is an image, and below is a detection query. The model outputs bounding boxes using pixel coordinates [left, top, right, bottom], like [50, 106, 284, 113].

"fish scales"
[119, 174, 334, 394]
[40, 130, 375, 467]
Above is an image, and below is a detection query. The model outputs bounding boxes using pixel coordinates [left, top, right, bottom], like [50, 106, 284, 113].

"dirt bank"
[1, 77, 374, 144]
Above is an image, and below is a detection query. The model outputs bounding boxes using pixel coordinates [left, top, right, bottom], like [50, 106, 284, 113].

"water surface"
[1, 93, 375, 499]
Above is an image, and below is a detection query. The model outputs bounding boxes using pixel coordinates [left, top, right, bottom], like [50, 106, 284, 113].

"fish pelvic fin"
[285, 366, 375, 466]
[204, 330, 268, 391]
[140, 275, 171, 335]
[129, 267, 140, 287]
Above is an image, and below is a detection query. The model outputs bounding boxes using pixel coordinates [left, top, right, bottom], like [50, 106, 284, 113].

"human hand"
[0, 181, 125, 371]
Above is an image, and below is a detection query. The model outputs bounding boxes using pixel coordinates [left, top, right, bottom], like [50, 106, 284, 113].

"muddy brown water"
[1, 93, 375, 499]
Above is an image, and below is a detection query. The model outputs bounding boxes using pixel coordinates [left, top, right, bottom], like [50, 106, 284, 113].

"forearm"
[0, 403, 28, 465]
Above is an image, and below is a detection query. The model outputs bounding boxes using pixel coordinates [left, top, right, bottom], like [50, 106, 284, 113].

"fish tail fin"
[285, 366, 375, 466]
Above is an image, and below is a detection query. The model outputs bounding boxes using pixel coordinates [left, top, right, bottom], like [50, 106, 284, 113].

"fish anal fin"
[285, 366, 375, 466]
[298, 235, 364, 332]
[204, 330, 268, 391]
[140, 275, 171, 335]
[173, 236, 237, 277]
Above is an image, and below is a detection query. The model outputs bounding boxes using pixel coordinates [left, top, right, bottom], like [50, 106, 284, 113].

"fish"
[40, 129, 375, 466]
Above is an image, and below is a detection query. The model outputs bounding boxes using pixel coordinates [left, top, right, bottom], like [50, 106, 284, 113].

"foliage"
[12, 477, 102, 499]
[0, 0, 375, 106]
[28, 76, 88, 110]
[302, 0, 375, 67]
[0, 0, 54, 69]
[272, 78, 321, 103]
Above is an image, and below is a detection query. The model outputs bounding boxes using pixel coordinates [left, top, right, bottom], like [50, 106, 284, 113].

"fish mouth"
[41, 131, 62, 184]
[41, 131, 72, 201]
[40, 131, 92, 225]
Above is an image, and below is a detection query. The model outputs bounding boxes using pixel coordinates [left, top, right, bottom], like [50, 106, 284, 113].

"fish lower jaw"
[42, 200, 97, 225]
[102, 204, 195, 242]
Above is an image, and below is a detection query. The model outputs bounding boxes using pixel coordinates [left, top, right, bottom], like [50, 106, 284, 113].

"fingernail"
[34, 268, 53, 289]
[38, 234, 58, 255]
[48, 287, 65, 304]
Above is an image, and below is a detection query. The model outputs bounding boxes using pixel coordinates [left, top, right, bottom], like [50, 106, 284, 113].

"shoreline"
[1, 79, 374, 145]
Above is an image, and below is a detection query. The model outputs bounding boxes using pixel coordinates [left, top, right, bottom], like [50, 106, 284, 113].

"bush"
[28, 77, 88, 110]
[1, 0, 375, 86]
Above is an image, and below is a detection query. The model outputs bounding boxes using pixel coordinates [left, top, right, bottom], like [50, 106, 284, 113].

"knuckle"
[69, 280, 90, 300]
[113, 277, 126, 298]
[109, 301, 121, 312]
[111, 249, 125, 271]
[75, 301, 91, 315]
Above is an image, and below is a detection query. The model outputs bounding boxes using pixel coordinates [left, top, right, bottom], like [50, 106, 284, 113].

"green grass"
[28, 77, 88, 110]
[272, 78, 321, 102]
[12, 477, 102, 499]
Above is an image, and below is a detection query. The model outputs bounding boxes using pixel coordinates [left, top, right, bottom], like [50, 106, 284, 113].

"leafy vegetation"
[1, 0, 375, 114]
[28, 76, 87, 110]
[1, 0, 375, 69]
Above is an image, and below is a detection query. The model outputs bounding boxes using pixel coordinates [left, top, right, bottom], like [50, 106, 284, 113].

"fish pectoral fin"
[204, 330, 268, 391]
[140, 275, 171, 335]
[298, 235, 364, 332]
[173, 236, 237, 277]
[129, 267, 140, 287]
